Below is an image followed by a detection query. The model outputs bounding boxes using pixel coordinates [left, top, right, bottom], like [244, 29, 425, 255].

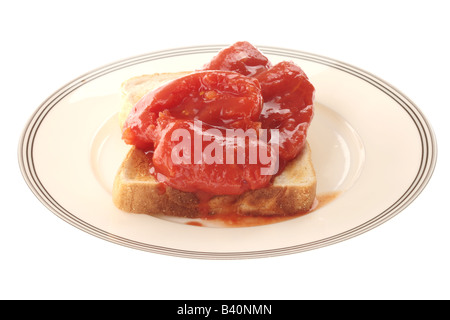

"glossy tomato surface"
[203, 41, 272, 77]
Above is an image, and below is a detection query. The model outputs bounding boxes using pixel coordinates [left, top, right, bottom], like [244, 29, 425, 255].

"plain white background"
[2, 0, 448, 300]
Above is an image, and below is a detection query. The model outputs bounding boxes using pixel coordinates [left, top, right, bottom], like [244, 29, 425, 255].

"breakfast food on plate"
[113, 41, 316, 222]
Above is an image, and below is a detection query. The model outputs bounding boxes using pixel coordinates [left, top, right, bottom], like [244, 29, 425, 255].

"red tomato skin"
[203, 41, 272, 77]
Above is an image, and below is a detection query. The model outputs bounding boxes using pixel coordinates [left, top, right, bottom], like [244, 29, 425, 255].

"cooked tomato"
[122, 42, 315, 195]
[203, 41, 272, 77]
[122, 70, 263, 151]
[256, 61, 315, 160]
[152, 119, 273, 195]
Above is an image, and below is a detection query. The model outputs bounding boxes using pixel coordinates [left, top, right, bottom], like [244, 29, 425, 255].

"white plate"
[18, 45, 437, 259]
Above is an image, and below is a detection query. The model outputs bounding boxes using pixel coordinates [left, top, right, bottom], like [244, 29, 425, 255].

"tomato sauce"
[184, 192, 342, 228]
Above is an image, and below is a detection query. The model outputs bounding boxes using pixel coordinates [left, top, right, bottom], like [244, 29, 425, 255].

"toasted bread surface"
[113, 72, 317, 218]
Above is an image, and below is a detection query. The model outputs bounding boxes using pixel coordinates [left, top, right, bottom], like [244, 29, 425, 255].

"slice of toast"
[113, 72, 317, 218]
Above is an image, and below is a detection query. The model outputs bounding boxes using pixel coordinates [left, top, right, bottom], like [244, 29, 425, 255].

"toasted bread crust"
[113, 147, 200, 217]
[113, 72, 317, 218]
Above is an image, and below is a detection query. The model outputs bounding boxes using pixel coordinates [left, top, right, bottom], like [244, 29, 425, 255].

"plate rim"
[17, 44, 438, 259]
